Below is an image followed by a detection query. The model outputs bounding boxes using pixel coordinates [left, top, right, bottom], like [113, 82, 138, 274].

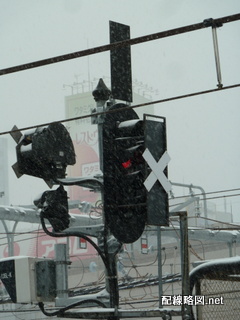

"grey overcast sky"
[0, 0, 240, 220]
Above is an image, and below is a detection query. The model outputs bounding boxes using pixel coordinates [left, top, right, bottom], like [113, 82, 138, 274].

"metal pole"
[228, 242, 233, 257]
[212, 26, 223, 88]
[92, 79, 120, 314]
[179, 212, 191, 319]
[55, 243, 69, 300]
[92, 80, 109, 297]
[157, 226, 163, 308]
[95, 100, 104, 172]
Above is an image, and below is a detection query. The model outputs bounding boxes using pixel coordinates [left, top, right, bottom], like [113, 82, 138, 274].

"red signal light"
[122, 159, 132, 169]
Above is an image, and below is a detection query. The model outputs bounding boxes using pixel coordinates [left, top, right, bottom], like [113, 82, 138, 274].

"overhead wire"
[169, 187, 240, 200]
[0, 83, 240, 137]
[169, 191, 240, 209]
[0, 13, 239, 76]
[0, 187, 239, 250]
[0, 12, 239, 136]
[187, 216, 240, 229]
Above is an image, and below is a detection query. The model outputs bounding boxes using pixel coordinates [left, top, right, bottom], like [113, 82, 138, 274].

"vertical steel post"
[92, 79, 120, 314]
[179, 212, 191, 319]
[55, 243, 69, 300]
[212, 26, 223, 88]
[228, 241, 233, 257]
[157, 226, 163, 308]
[195, 279, 202, 320]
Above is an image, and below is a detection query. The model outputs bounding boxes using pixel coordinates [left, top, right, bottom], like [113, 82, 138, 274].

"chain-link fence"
[195, 278, 240, 319]
[190, 257, 240, 320]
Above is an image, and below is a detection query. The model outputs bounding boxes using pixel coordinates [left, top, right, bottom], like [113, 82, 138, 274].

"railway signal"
[11, 122, 75, 186]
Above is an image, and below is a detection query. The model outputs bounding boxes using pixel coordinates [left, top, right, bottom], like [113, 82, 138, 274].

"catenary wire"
[169, 187, 240, 200]
[0, 83, 240, 137]
[1, 13, 239, 76]
[0, 13, 239, 76]
[0, 188, 239, 247]
[0, 188, 240, 262]
[169, 191, 240, 208]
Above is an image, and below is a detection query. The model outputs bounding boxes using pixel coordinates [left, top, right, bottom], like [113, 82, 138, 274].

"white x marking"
[143, 148, 172, 193]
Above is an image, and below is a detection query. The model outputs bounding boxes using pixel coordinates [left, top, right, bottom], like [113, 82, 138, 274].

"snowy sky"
[0, 0, 240, 221]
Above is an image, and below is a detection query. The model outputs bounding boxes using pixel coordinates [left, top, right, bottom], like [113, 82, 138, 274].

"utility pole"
[92, 78, 120, 315]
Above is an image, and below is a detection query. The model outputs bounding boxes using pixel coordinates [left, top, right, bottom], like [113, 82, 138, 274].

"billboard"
[65, 92, 101, 208]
